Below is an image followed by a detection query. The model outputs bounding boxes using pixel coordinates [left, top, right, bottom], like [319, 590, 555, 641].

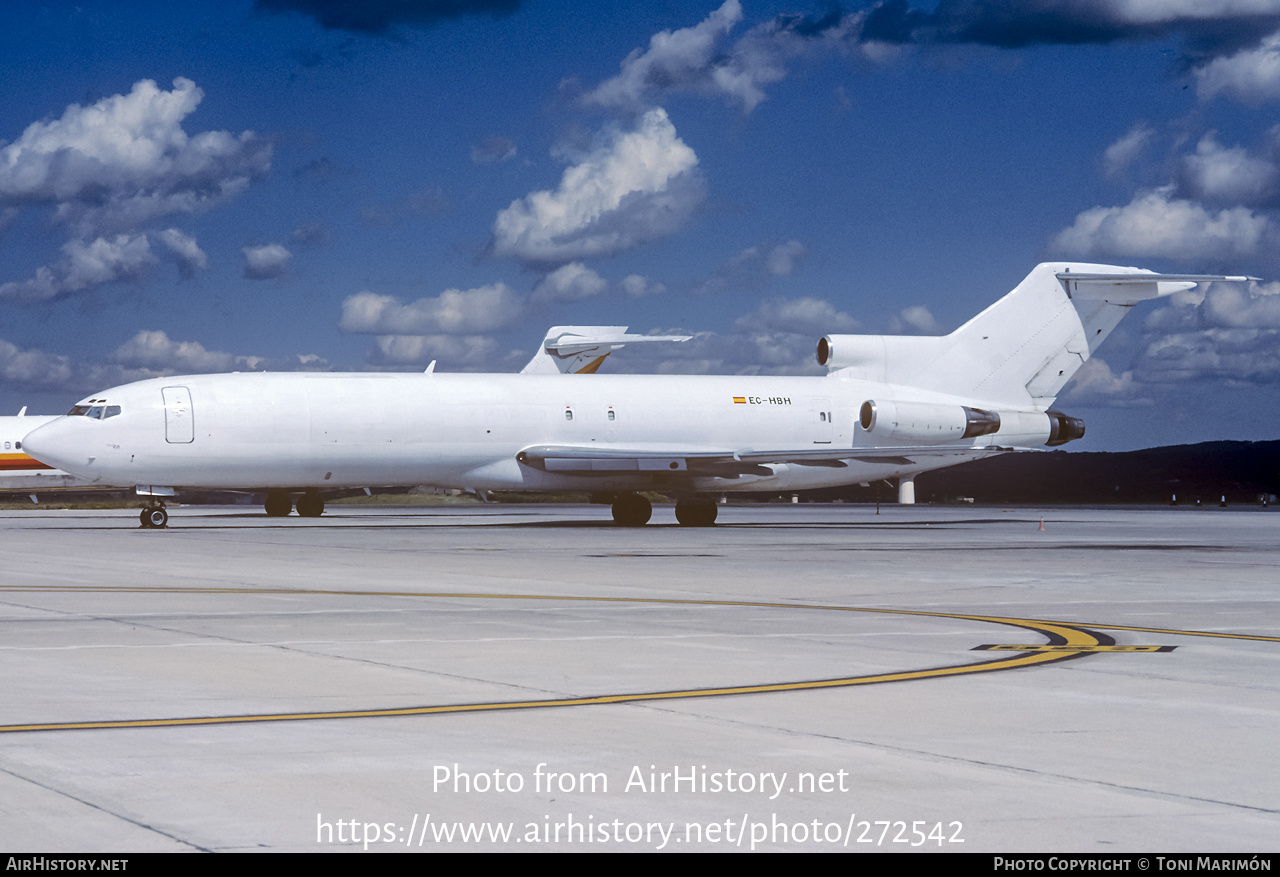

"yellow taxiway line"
[0, 586, 1261, 733]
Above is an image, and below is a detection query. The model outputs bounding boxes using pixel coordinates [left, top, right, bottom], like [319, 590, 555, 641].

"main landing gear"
[609, 494, 719, 526]
[674, 497, 718, 527]
[138, 502, 168, 529]
[264, 492, 291, 517]
[611, 493, 652, 526]
[264, 491, 325, 517]
[296, 493, 325, 518]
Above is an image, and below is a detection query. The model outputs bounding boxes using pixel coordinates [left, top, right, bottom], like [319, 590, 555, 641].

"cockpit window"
[66, 403, 122, 419]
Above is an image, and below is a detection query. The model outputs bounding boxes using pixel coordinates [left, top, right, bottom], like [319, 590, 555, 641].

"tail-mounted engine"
[859, 400, 1086, 447]
[1045, 409, 1086, 446]
[858, 400, 1001, 444]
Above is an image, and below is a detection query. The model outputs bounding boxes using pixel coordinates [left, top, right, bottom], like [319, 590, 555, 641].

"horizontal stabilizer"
[521, 326, 692, 375]
[1055, 271, 1260, 305]
[1055, 273, 1256, 284]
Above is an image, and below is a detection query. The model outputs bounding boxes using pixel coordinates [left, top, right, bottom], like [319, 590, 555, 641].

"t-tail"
[817, 262, 1255, 410]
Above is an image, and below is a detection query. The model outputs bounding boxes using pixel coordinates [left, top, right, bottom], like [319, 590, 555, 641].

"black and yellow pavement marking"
[974, 644, 1177, 653]
[0, 585, 1266, 733]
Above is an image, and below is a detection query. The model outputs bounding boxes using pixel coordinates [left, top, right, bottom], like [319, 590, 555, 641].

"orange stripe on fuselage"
[0, 454, 54, 472]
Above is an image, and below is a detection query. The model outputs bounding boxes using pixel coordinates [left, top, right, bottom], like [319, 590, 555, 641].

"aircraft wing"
[516, 443, 1021, 476]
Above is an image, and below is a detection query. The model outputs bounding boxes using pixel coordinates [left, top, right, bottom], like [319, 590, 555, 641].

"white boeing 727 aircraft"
[23, 263, 1252, 528]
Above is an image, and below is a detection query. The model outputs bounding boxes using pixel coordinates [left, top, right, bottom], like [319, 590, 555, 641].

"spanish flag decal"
[733, 396, 746, 404]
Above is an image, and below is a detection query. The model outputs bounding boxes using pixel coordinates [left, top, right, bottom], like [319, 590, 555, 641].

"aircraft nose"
[22, 419, 84, 473]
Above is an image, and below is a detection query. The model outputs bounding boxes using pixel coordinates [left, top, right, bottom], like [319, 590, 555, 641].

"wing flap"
[516, 444, 1023, 475]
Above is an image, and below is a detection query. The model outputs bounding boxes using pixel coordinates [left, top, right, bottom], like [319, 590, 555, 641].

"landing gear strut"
[674, 498, 717, 527]
[139, 503, 168, 529]
[611, 493, 652, 526]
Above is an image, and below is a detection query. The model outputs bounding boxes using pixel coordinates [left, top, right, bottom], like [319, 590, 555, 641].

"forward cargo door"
[163, 386, 194, 443]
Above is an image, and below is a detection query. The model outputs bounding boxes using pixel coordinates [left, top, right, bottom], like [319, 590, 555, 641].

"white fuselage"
[22, 371, 1049, 495]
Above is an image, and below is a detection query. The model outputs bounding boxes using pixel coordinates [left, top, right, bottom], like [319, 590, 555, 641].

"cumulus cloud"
[108, 331, 329, 376]
[370, 334, 500, 366]
[1177, 131, 1280, 205]
[1144, 280, 1280, 331]
[1103, 281, 1280, 389]
[1061, 356, 1148, 405]
[888, 304, 947, 335]
[154, 228, 208, 279]
[0, 339, 74, 389]
[584, 0, 753, 110]
[1104, 122, 1156, 178]
[1200, 279, 1280, 327]
[764, 240, 806, 276]
[1051, 186, 1271, 260]
[113, 330, 262, 373]
[242, 243, 293, 280]
[339, 282, 523, 335]
[620, 274, 666, 297]
[734, 297, 860, 335]
[584, 0, 861, 113]
[1195, 29, 1280, 103]
[0, 234, 157, 302]
[582, 3, 1280, 116]
[491, 108, 702, 267]
[1060, 283, 1280, 398]
[0, 332, 328, 396]
[0, 228, 214, 301]
[0, 77, 270, 235]
[1139, 327, 1280, 385]
[530, 262, 607, 303]
[0, 78, 264, 300]
[111, 331, 328, 377]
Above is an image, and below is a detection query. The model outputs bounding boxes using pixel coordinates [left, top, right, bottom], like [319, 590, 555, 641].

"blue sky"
[4, 0, 1280, 450]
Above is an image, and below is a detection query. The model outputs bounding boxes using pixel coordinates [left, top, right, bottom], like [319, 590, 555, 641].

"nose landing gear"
[139, 503, 168, 528]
